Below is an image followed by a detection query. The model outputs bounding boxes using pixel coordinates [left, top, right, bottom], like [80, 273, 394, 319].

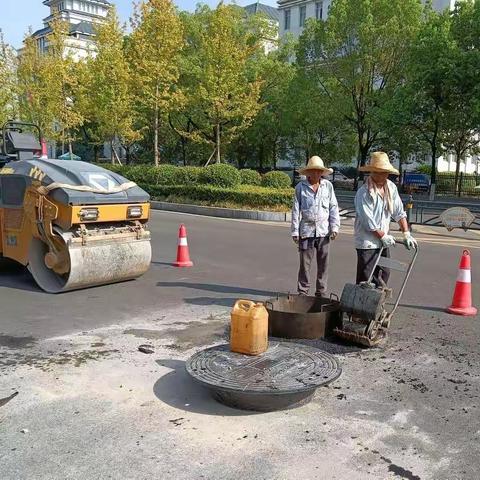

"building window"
[37, 37, 47, 53]
[284, 9, 291, 30]
[299, 5, 307, 27]
[315, 1, 323, 20]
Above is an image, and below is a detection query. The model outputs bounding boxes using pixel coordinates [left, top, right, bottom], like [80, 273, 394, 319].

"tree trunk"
[68, 140, 73, 156]
[273, 138, 278, 170]
[154, 84, 160, 166]
[181, 137, 186, 166]
[398, 151, 404, 181]
[110, 140, 115, 164]
[94, 145, 99, 163]
[354, 147, 368, 191]
[454, 149, 462, 195]
[429, 144, 437, 200]
[216, 124, 221, 163]
[125, 145, 131, 165]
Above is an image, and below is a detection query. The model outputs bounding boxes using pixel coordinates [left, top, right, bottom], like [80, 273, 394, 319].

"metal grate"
[186, 342, 342, 395]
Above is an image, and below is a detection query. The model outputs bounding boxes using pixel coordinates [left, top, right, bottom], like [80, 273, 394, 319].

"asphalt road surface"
[1, 210, 480, 480]
[1, 210, 479, 340]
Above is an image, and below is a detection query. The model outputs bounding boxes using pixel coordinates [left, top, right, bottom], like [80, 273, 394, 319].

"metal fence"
[336, 194, 480, 231]
[400, 172, 480, 197]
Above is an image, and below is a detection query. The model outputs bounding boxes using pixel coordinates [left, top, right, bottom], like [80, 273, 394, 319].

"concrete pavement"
[0, 211, 479, 479]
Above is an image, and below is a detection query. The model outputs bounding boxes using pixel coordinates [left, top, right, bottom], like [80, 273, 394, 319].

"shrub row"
[138, 184, 294, 210]
[99, 163, 291, 189]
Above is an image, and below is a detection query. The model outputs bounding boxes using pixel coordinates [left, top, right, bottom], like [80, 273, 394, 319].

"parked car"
[293, 170, 354, 188]
[403, 173, 430, 193]
[327, 171, 354, 183]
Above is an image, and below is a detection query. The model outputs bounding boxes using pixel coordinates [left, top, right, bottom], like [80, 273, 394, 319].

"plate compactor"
[0, 121, 152, 293]
[334, 245, 418, 347]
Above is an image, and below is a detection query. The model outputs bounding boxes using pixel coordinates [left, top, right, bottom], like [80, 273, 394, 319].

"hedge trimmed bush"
[100, 164, 179, 185]
[175, 166, 202, 184]
[198, 163, 241, 188]
[262, 170, 292, 189]
[140, 184, 293, 209]
[240, 168, 262, 186]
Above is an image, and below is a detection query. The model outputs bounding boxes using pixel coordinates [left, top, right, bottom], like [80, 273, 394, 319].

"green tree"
[227, 42, 295, 169]
[43, 18, 84, 154]
[0, 32, 18, 127]
[443, 0, 480, 193]
[81, 9, 139, 164]
[297, 0, 423, 176]
[392, 9, 456, 197]
[17, 20, 84, 152]
[279, 69, 355, 168]
[375, 94, 424, 179]
[177, 5, 264, 164]
[128, 0, 184, 166]
[17, 31, 54, 138]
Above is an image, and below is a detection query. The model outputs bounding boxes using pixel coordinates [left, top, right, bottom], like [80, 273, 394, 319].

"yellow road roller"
[0, 121, 152, 293]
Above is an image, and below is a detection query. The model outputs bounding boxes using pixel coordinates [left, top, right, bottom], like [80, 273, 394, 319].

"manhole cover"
[186, 342, 342, 411]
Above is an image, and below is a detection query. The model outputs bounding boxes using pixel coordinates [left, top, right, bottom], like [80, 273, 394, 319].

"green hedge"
[198, 163, 241, 188]
[98, 163, 291, 191]
[240, 168, 262, 186]
[176, 166, 202, 184]
[140, 183, 294, 210]
[262, 170, 292, 189]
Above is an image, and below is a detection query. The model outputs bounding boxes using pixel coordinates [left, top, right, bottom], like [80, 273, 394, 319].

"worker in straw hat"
[354, 152, 418, 287]
[291, 155, 340, 296]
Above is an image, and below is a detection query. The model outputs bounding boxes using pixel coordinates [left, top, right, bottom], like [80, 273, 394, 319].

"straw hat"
[359, 152, 399, 175]
[299, 156, 333, 175]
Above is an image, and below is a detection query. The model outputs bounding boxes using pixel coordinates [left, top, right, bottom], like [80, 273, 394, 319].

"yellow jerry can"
[230, 300, 268, 355]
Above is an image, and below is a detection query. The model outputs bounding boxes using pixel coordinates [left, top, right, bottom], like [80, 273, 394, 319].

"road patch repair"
[0, 301, 479, 480]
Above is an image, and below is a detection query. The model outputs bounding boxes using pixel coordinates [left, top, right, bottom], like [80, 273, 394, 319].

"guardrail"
[336, 194, 480, 231]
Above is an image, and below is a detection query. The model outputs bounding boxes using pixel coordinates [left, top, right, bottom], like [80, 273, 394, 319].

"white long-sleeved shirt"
[354, 179, 406, 249]
[291, 180, 340, 239]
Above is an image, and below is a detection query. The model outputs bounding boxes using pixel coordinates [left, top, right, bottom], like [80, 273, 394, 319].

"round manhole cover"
[186, 342, 342, 411]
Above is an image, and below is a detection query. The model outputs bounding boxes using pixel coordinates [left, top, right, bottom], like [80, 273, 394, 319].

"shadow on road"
[153, 359, 259, 417]
[184, 296, 238, 307]
[156, 281, 276, 297]
[400, 303, 445, 313]
[0, 259, 42, 293]
[151, 261, 175, 267]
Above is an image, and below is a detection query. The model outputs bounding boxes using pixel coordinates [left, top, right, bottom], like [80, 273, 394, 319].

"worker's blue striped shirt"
[291, 179, 340, 239]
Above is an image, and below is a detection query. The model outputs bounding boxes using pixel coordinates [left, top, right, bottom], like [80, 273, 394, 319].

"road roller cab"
[0, 121, 152, 293]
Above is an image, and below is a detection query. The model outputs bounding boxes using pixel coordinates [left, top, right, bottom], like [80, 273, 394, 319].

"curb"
[151, 201, 291, 223]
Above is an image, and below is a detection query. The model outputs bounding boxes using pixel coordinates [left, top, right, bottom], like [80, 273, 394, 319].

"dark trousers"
[356, 248, 390, 287]
[297, 237, 330, 296]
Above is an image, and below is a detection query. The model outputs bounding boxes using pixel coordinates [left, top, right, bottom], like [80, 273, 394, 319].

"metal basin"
[266, 294, 341, 340]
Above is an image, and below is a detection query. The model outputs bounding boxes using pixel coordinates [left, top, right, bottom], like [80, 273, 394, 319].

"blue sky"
[0, 0, 277, 48]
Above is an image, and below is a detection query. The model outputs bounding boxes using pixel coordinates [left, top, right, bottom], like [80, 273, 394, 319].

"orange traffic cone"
[446, 250, 477, 316]
[174, 224, 193, 267]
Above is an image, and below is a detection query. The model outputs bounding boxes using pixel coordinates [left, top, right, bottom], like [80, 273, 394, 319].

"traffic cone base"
[174, 259, 193, 267]
[446, 250, 477, 317]
[446, 305, 477, 317]
[174, 224, 193, 268]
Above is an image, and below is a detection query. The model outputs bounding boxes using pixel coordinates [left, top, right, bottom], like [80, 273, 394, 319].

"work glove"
[380, 234, 396, 248]
[403, 231, 418, 250]
[330, 231, 338, 241]
[292, 236, 299, 245]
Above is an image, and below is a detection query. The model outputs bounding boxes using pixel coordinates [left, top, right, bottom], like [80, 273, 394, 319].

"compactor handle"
[368, 242, 419, 319]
